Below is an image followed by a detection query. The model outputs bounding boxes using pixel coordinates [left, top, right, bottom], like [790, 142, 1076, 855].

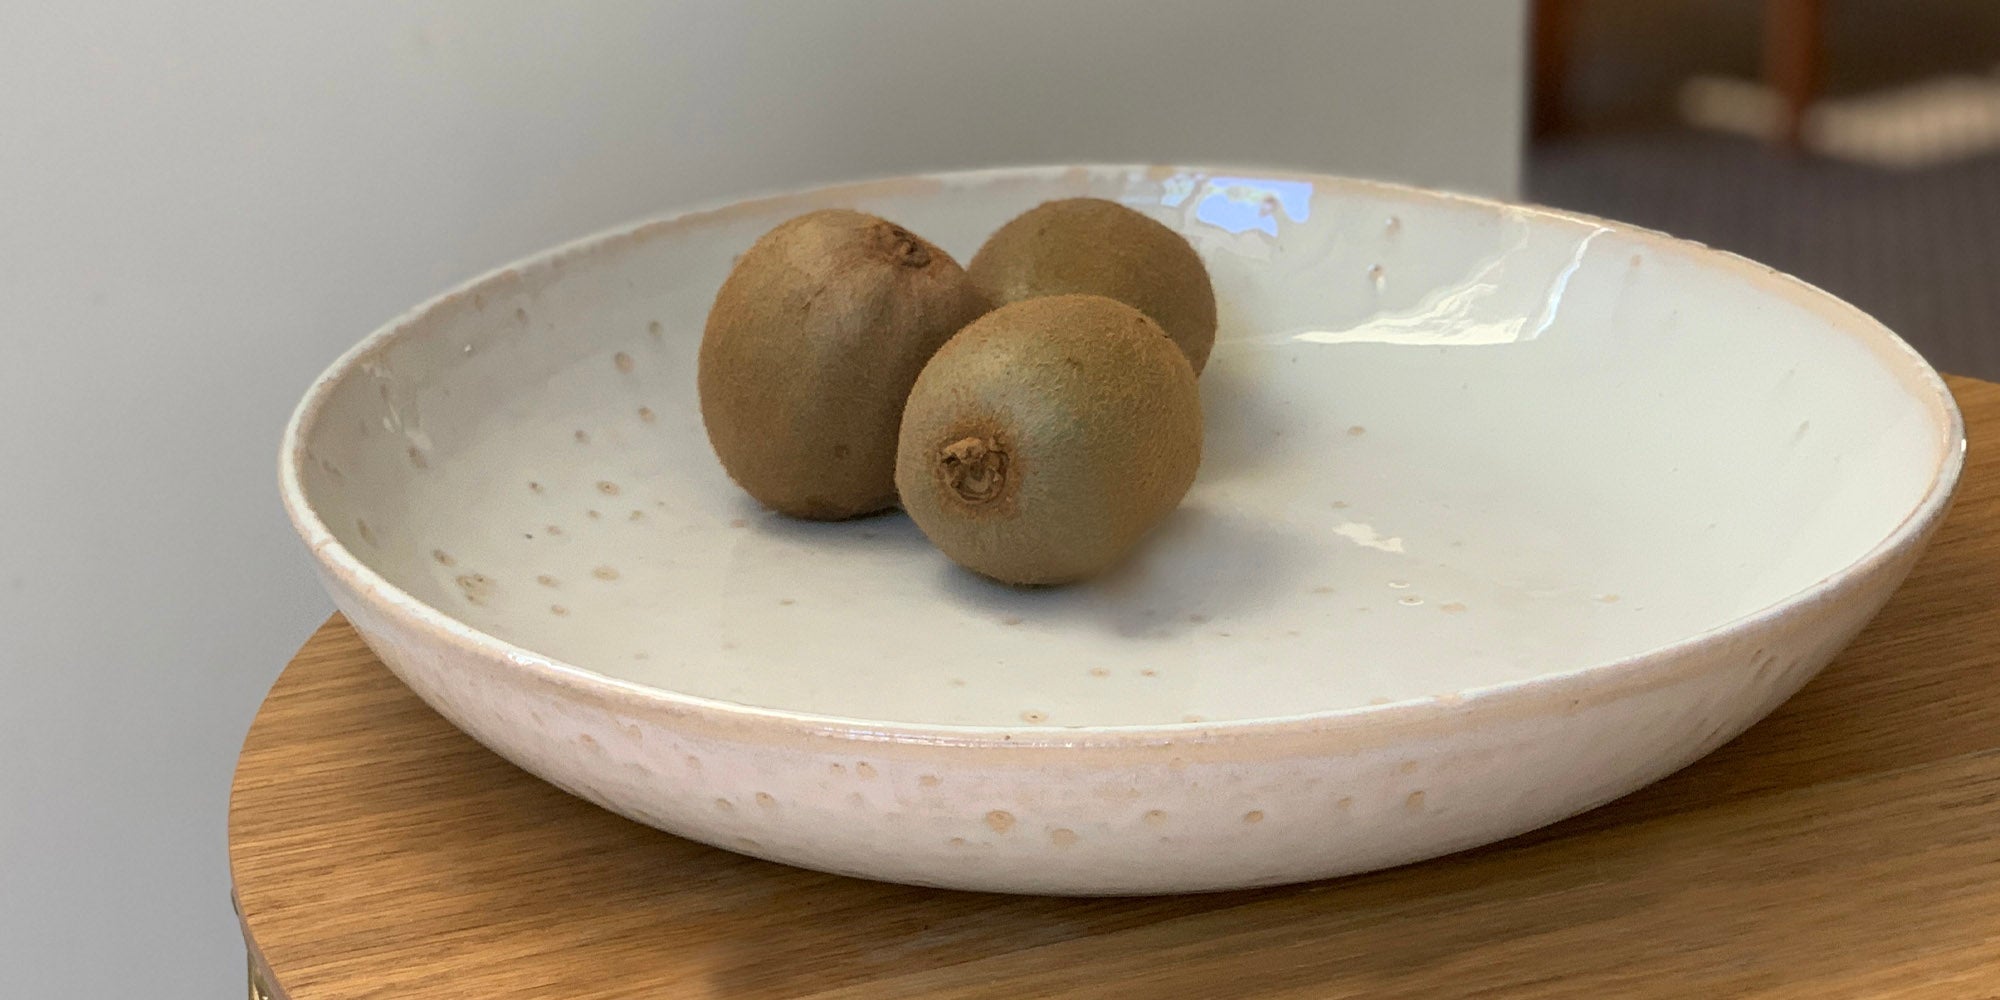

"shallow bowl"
[281, 165, 1963, 894]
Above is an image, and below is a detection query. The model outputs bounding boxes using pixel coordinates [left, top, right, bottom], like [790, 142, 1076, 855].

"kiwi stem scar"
[883, 225, 930, 268]
[940, 436, 1008, 504]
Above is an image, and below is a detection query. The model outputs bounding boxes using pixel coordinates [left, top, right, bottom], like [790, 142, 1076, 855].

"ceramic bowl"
[281, 165, 1963, 894]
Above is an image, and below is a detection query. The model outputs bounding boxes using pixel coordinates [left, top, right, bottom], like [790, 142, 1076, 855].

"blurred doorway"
[1529, 0, 2000, 378]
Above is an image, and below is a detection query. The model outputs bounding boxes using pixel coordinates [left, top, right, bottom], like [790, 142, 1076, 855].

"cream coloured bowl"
[281, 165, 1963, 894]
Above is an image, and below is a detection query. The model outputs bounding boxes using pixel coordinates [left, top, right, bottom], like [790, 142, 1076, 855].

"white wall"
[0, 2, 1522, 995]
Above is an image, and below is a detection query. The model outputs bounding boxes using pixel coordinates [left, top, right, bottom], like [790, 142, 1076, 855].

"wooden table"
[231, 377, 2000, 999]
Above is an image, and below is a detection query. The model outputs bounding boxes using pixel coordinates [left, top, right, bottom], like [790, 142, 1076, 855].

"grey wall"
[0, 2, 1523, 995]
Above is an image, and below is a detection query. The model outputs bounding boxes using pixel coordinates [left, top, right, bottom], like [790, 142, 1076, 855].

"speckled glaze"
[281, 165, 1963, 894]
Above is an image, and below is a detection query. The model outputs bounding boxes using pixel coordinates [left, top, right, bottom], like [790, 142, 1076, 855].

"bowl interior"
[290, 166, 1954, 728]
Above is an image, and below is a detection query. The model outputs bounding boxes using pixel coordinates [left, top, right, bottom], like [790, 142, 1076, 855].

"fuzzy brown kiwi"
[966, 197, 1217, 374]
[698, 209, 985, 519]
[894, 294, 1202, 585]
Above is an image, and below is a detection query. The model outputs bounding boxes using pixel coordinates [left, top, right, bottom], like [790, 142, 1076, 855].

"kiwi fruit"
[699, 209, 985, 520]
[967, 197, 1217, 374]
[895, 294, 1202, 585]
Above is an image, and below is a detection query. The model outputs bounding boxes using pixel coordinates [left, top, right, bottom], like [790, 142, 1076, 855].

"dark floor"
[1531, 129, 2000, 380]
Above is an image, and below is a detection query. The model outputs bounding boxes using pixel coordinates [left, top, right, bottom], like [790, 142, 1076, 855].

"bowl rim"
[279, 162, 1967, 750]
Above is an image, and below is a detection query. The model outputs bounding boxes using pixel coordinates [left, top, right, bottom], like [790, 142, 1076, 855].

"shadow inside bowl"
[926, 502, 1316, 640]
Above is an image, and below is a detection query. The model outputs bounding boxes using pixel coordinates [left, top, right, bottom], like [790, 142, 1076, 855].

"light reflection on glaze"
[1156, 173, 1312, 236]
[1290, 225, 1610, 348]
[1529, 227, 1611, 340]
[1332, 522, 1406, 554]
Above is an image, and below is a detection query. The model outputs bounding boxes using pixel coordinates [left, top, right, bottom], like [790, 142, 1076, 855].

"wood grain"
[231, 377, 2000, 1000]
